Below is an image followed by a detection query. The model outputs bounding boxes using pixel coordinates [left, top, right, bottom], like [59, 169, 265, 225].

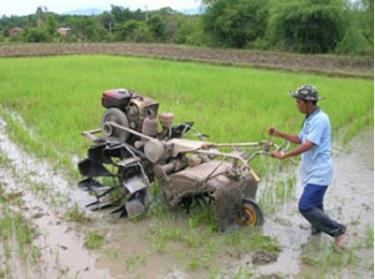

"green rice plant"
[150, 222, 183, 252]
[246, 231, 281, 254]
[186, 256, 201, 270]
[300, 240, 360, 277]
[64, 204, 90, 224]
[84, 230, 104, 249]
[232, 267, 253, 279]
[126, 254, 146, 272]
[0, 55, 372, 179]
[364, 225, 374, 249]
[0, 207, 40, 264]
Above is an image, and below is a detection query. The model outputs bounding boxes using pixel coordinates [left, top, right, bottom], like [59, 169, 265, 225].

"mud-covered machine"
[78, 89, 280, 231]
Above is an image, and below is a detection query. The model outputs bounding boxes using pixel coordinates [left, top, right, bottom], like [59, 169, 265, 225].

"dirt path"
[0, 43, 372, 79]
[0, 113, 373, 278]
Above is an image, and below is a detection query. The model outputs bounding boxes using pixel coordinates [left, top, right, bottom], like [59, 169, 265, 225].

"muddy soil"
[251, 129, 374, 278]
[0, 114, 373, 278]
[0, 43, 372, 79]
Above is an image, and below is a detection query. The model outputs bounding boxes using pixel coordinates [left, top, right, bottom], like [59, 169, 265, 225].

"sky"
[1, 0, 202, 16]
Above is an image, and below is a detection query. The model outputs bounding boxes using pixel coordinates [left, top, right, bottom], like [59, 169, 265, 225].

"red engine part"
[101, 89, 133, 109]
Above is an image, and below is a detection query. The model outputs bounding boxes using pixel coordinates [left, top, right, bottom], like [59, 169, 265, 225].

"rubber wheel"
[101, 108, 129, 142]
[240, 198, 264, 226]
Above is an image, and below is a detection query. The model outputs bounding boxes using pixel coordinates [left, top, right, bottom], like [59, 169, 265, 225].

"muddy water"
[0, 167, 112, 278]
[0, 112, 373, 278]
[0, 117, 112, 278]
[0, 118, 95, 211]
[252, 129, 374, 278]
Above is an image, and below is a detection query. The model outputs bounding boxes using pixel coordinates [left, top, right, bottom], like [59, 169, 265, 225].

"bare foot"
[334, 233, 347, 251]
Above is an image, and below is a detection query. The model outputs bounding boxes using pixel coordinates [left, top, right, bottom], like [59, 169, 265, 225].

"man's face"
[296, 98, 308, 114]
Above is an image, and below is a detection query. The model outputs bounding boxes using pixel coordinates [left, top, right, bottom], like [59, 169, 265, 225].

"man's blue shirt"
[298, 108, 333, 186]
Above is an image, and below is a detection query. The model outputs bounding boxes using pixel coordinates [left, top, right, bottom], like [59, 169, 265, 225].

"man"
[268, 85, 346, 250]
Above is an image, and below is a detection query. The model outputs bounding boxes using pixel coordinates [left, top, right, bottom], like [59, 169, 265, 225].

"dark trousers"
[298, 184, 346, 237]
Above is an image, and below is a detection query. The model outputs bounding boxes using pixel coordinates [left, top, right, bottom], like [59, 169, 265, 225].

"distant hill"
[65, 8, 105, 16]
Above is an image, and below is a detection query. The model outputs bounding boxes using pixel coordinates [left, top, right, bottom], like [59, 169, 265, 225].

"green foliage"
[84, 231, 104, 249]
[23, 28, 51, 42]
[45, 15, 57, 36]
[335, 23, 372, 55]
[0, 2, 372, 55]
[0, 194, 40, 264]
[68, 16, 106, 41]
[203, 0, 269, 48]
[111, 5, 144, 23]
[267, 0, 346, 53]
[64, 204, 90, 223]
[115, 20, 153, 42]
[174, 16, 206, 45]
[100, 12, 115, 33]
[147, 15, 166, 41]
[0, 56, 372, 176]
[334, 0, 374, 55]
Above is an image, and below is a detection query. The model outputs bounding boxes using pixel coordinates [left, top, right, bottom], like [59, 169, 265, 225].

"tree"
[110, 5, 145, 23]
[68, 17, 106, 41]
[267, 0, 346, 53]
[100, 12, 114, 33]
[334, 0, 373, 55]
[147, 15, 166, 41]
[24, 28, 50, 42]
[46, 15, 57, 36]
[114, 20, 153, 42]
[202, 0, 269, 48]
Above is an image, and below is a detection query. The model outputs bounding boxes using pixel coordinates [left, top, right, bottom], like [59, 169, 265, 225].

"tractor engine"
[77, 88, 264, 232]
[101, 89, 160, 142]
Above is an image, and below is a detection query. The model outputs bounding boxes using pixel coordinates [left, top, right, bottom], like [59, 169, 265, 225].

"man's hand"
[271, 150, 285, 159]
[268, 127, 279, 137]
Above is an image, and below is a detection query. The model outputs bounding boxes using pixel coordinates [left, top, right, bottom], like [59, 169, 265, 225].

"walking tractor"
[77, 88, 288, 231]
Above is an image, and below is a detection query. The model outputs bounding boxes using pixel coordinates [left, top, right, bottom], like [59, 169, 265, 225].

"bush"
[115, 20, 154, 42]
[147, 15, 166, 42]
[335, 23, 372, 55]
[174, 16, 205, 46]
[132, 24, 154, 43]
[23, 28, 51, 42]
[203, 0, 269, 48]
[267, 0, 345, 53]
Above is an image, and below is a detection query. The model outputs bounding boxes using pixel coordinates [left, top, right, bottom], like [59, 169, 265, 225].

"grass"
[84, 230, 104, 249]
[258, 173, 297, 213]
[64, 203, 90, 224]
[299, 238, 364, 278]
[0, 55, 372, 276]
[126, 254, 146, 272]
[0, 55, 372, 180]
[0, 183, 40, 267]
[148, 202, 281, 272]
[364, 226, 374, 249]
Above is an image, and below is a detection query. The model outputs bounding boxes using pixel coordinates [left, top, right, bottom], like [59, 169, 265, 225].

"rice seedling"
[84, 230, 104, 249]
[0, 55, 372, 177]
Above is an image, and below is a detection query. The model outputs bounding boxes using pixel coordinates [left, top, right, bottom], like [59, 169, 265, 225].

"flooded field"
[0, 115, 373, 278]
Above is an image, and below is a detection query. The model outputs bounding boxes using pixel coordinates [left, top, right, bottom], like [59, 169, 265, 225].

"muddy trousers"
[298, 184, 346, 237]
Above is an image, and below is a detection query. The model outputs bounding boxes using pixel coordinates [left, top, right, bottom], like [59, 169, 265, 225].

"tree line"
[0, 0, 373, 55]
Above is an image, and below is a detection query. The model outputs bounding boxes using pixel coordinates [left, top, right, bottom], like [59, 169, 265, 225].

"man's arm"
[272, 140, 314, 159]
[268, 127, 301, 144]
